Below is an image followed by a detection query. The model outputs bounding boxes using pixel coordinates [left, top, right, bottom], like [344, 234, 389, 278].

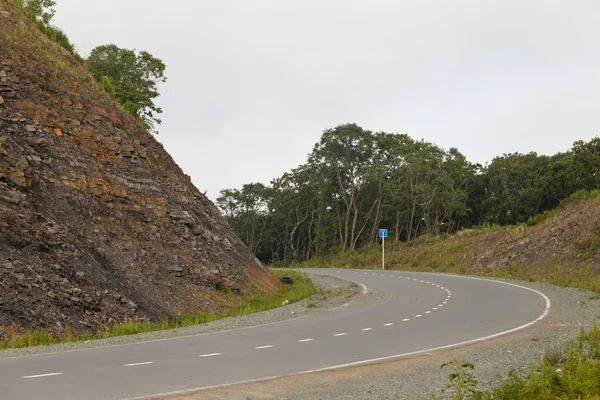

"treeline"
[217, 123, 600, 263]
[8, 0, 166, 133]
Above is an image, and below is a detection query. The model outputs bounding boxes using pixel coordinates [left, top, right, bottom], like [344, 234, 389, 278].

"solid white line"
[254, 345, 274, 349]
[124, 275, 552, 400]
[22, 372, 63, 379]
[198, 353, 222, 358]
[402, 318, 410, 321]
[298, 339, 314, 342]
[361, 328, 372, 331]
[333, 333, 347, 337]
[384, 323, 394, 326]
[124, 362, 154, 367]
[359, 283, 368, 294]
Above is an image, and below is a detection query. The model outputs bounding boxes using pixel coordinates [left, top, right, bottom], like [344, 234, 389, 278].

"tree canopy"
[87, 44, 167, 133]
[11, 0, 56, 24]
[218, 124, 600, 264]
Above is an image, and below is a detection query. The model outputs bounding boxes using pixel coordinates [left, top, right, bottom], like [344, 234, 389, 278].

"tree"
[87, 44, 167, 133]
[11, 0, 56, 24]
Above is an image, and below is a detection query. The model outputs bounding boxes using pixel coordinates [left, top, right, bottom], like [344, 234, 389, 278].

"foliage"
[482, 326, 600, 399]
[219, 123, 600, 265]
[10, 0, 56, 24]
[86, 44, 167, 133]
[9, 0, 82, 61]
[0, 270, 315, 349]
[431, 326, 600, 399]
[432, 359, 482, 400]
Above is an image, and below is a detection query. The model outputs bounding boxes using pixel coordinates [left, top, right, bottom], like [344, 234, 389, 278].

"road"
[0, 269, 550, 400]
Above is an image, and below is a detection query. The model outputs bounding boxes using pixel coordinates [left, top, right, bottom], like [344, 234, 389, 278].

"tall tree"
[11, 0, 56, 24]
[87, 44, 167, 133]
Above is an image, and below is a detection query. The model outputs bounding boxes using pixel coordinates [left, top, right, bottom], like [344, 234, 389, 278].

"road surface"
[0, 269, 550, 400]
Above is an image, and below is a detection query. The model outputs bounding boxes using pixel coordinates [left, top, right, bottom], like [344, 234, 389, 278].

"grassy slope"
[301, 190, 600, 293]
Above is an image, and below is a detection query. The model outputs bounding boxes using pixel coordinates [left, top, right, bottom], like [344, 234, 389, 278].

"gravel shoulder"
[0, 273, 366, 360]
[163, 277, 600, 400]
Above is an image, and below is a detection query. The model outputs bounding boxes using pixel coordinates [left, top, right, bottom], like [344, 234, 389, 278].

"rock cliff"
[0, 1, 280, 335]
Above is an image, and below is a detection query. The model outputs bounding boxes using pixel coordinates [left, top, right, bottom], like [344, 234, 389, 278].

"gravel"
[0, 273, 363, 360]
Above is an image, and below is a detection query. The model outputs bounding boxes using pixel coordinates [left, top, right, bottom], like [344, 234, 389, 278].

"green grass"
[477, 326, 600, 399]
[0, 270, 316, 350]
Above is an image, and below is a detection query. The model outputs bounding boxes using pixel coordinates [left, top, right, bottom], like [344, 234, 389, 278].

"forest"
[217, 124, 600, 263]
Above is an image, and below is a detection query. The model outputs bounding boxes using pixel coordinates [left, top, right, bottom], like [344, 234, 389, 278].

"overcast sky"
[53, 0, 600, 200]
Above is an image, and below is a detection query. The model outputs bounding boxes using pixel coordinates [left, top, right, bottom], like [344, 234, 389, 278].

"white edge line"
[359, 283, 368, 294]
[123, 274, 552, 400]
[22, 372, 63, 379]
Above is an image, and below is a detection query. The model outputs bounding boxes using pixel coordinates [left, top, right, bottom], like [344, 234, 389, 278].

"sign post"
[378, 229, 388, 270]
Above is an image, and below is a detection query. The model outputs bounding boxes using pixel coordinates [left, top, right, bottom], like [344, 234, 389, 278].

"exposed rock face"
[0, 1, 280, 335]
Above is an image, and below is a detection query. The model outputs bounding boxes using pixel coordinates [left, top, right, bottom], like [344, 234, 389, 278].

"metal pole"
[382, 236, 385, 270]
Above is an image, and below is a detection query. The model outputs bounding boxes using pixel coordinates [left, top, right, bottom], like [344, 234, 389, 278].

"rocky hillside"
[0, 1, 280, 335]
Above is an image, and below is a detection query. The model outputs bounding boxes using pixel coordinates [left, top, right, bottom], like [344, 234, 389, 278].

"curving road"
[0, 269, 550, 400]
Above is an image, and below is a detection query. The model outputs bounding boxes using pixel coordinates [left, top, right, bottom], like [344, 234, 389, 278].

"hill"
[305, 191, 600, 293]
[0, 0, 280, 336]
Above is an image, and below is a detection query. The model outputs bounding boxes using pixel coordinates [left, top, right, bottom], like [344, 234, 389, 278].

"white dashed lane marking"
[124, 362, 154, 367]
[22, 373, 63, 379]
[198, 353, 222, 358]
[298, 338, 314, 342]
[254, 345, 274, 349]
[330, 270, 453, 340]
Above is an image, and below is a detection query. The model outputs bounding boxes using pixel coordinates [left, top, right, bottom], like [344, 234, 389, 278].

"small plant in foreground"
[432, 359, 482, 400]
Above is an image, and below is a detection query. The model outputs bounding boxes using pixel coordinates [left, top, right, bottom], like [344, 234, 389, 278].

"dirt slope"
[0, 1, 280, 336]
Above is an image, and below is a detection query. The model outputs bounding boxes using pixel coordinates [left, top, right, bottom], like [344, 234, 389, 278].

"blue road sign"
[379, 229, 388, 238]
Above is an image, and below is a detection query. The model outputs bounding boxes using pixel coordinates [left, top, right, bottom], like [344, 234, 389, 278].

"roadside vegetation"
[6, 0, 166, 133]
[0, 270, 316, 350]
[433, 326, 600, 400]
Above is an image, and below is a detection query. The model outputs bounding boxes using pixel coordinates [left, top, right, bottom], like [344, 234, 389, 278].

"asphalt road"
[0, 269, 550, 400]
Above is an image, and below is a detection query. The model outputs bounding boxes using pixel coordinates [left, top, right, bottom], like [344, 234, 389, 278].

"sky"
[53, 0, 600, 200]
